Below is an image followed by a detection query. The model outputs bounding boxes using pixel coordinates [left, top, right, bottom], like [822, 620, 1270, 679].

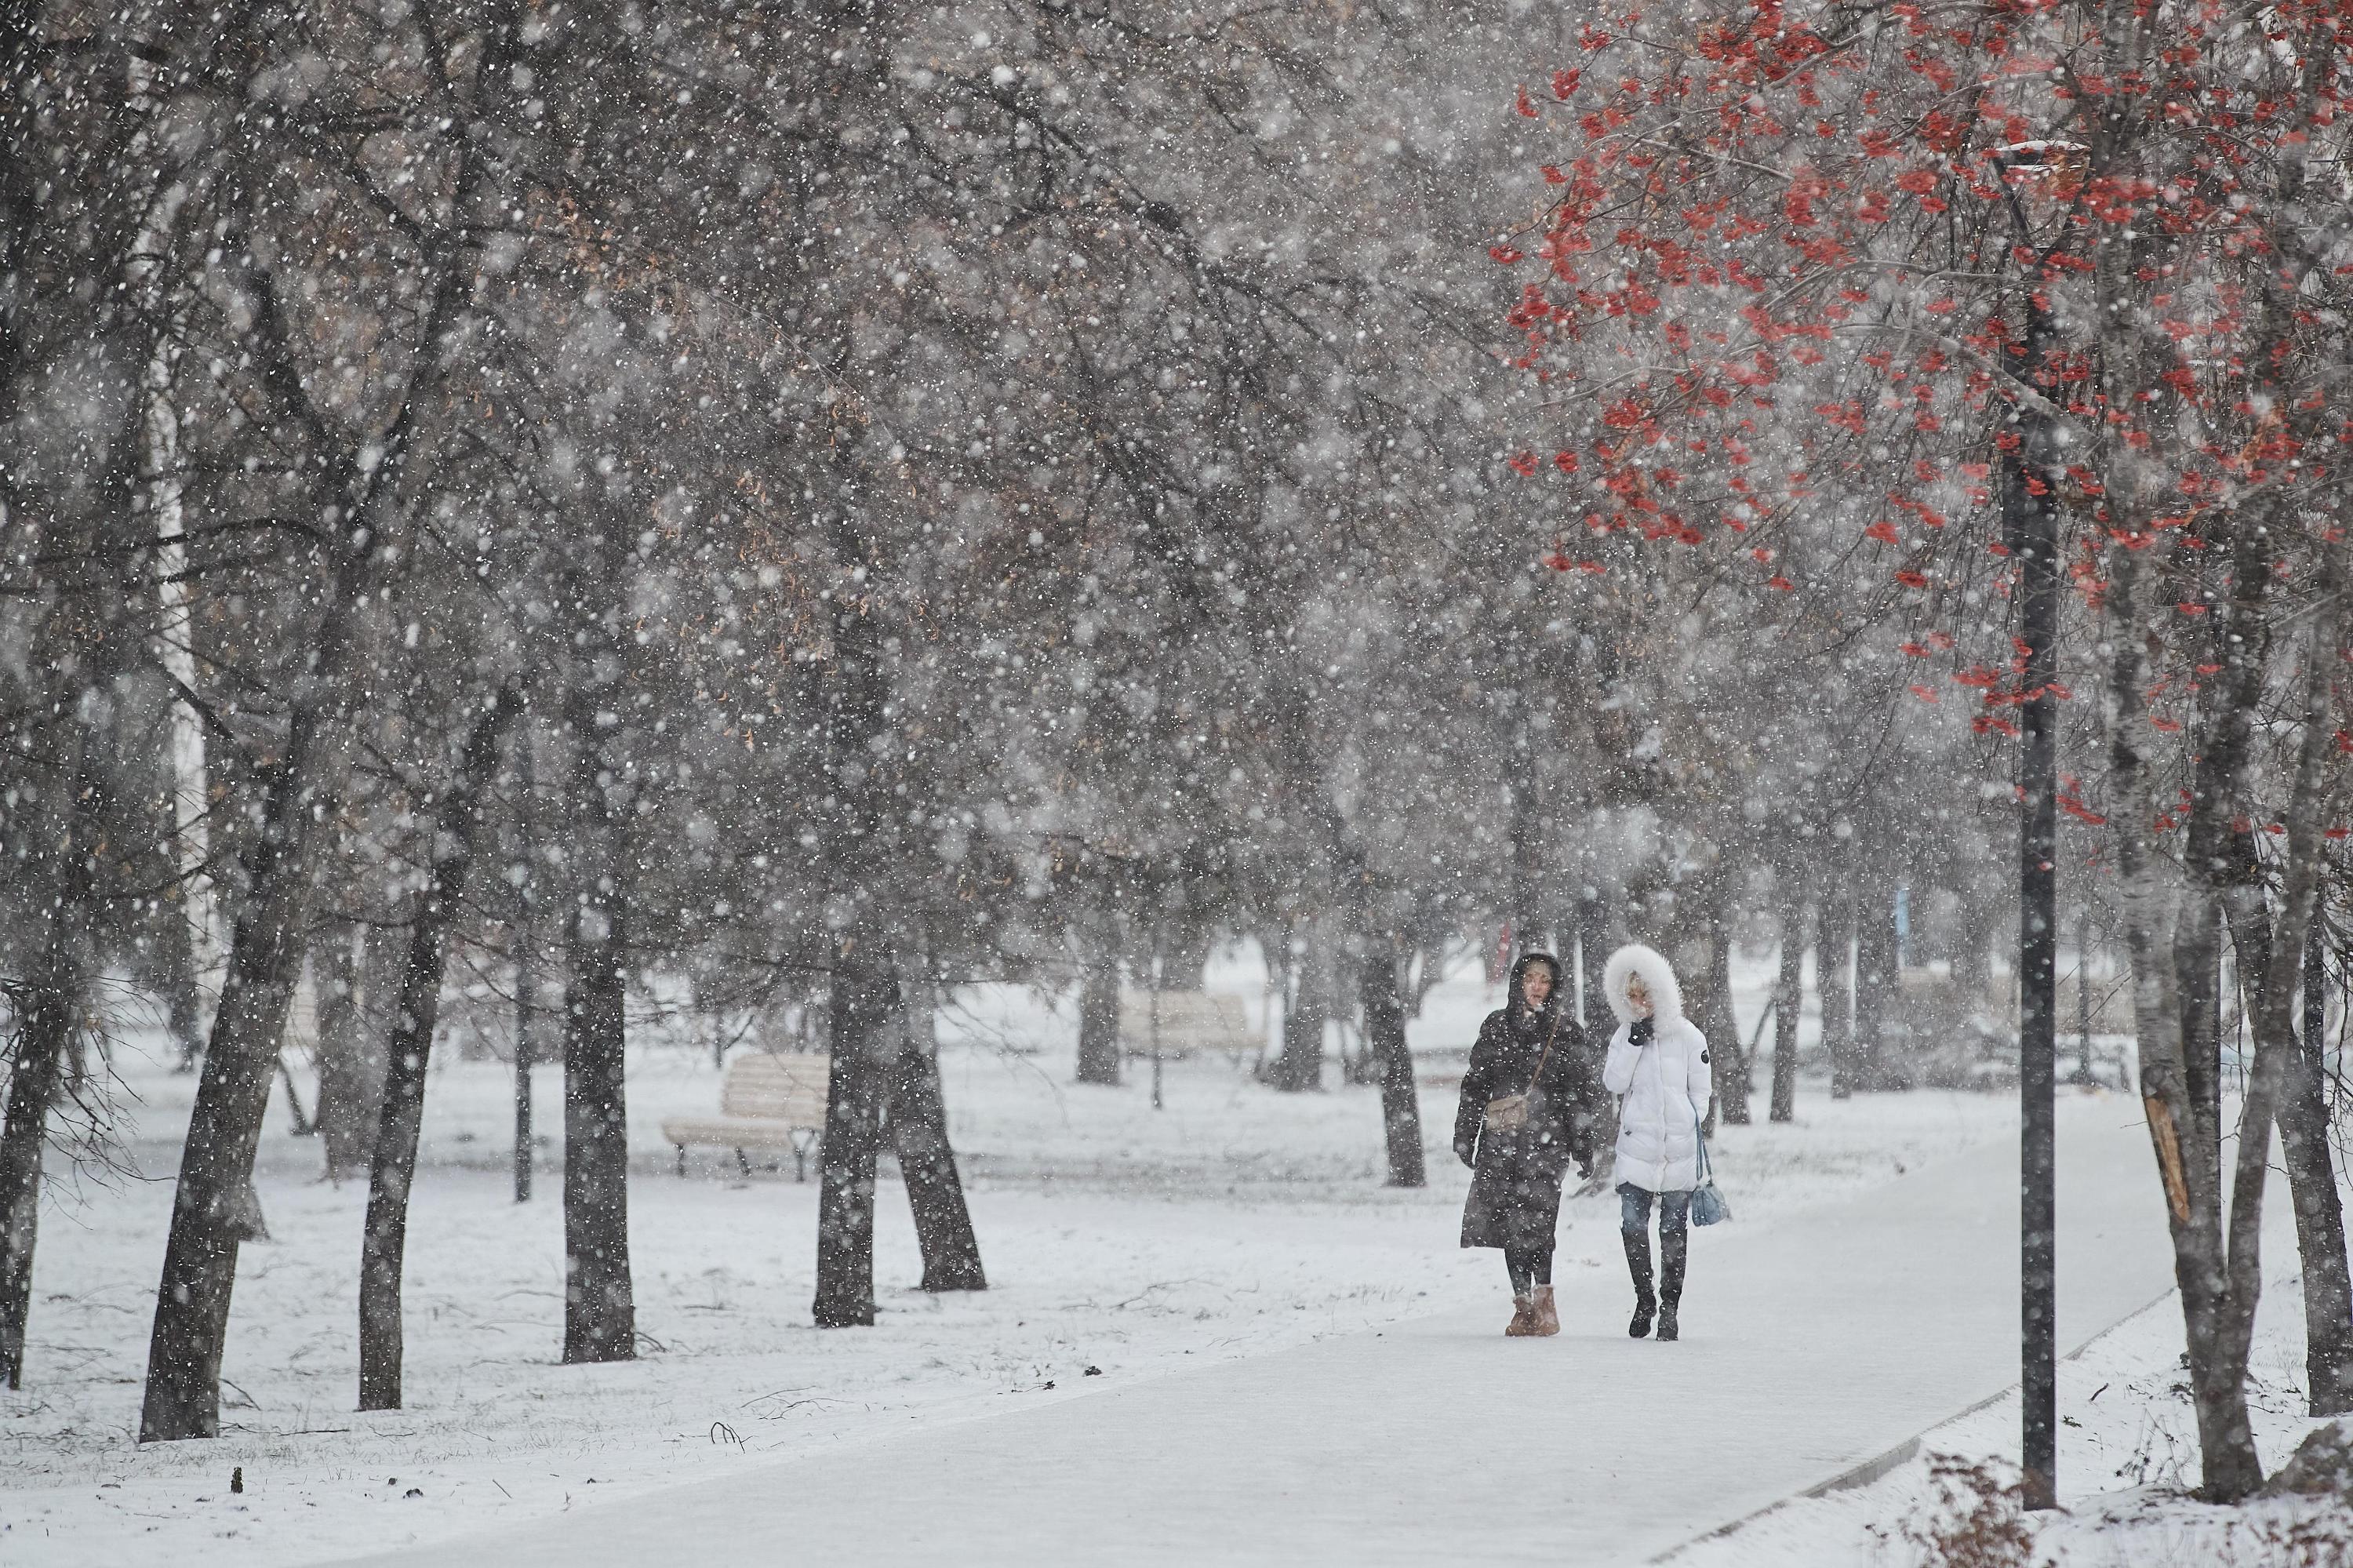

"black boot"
[1657, 1223, 1688, 1342]
[1623, 1228, 1655, 1338]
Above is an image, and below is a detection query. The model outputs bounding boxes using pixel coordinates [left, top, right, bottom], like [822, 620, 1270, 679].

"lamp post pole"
[1996, 147, 2064, 1512]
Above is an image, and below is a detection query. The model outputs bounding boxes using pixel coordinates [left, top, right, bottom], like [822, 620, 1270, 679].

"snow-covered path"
[336, 1092, 2173, 1567]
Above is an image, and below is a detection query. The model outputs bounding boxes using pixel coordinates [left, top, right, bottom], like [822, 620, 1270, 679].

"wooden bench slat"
[660, 1116, 809, 1150]
[1116, 991, 1257, 1058]
[721, 1102, 827, 1118]
[669, 1053, 831, 1151]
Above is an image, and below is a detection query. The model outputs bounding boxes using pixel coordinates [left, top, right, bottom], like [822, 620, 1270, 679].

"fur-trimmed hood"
[1602, 943, 1684, 1024]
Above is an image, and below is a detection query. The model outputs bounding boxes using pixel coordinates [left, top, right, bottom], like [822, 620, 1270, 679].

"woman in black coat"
[1455, 952, 1599, 1337]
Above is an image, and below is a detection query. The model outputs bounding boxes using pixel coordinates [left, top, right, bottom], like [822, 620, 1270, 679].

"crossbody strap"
[1693, 1109, 1713, 1184]
[1524, 1006, 1566, 1097]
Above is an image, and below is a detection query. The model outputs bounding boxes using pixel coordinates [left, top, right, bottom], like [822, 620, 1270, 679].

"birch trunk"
[124, 55, 222, 1055]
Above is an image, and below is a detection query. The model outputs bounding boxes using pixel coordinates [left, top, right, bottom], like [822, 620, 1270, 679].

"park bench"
[661, 1051, 831, 1180]
[1119, 990, 1257, 1063]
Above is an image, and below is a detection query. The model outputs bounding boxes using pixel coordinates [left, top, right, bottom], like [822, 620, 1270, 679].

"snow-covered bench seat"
[661, 1051, 831, 1181]
[1118, 990, 1257, 1061]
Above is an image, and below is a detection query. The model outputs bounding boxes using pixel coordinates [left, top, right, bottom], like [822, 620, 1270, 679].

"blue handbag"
[1689, 1112, 1731, 1226]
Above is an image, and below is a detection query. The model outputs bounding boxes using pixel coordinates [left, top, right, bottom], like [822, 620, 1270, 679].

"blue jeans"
[1619, 1184, 1691, 1307]
[1619, 1184, 1693, 1239]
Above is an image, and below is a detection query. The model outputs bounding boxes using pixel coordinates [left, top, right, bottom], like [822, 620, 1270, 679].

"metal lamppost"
[1994, 142, 2070, 1512]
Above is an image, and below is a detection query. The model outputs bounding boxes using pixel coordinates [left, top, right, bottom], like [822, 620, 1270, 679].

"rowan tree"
[1498, 0, 2353, 1494]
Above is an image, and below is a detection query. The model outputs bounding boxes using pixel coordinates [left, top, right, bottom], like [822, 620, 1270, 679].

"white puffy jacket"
[1601, 944, 1712, 1193]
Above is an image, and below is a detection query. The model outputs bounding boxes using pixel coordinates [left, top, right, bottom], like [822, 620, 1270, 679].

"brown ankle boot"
[1504, 1295, 1539, 1337]
[1533, 1285, 1560, 1336]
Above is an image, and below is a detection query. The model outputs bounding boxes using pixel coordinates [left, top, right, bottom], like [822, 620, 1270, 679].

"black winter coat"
[1455, 997, 1600, 1252]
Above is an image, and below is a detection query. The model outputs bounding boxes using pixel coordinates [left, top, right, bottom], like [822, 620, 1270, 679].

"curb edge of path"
[1648, 1286, 2179, 1563]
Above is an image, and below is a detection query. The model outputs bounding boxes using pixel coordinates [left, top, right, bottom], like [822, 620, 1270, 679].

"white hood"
[1602, 943, 1684, 1024]
[1601, 945, 1711, 1192]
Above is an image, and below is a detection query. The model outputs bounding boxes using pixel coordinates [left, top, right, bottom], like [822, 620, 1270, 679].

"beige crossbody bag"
[1483, 1008, 1563, 1136]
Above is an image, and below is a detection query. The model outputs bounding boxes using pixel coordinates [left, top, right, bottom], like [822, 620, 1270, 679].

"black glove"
[1455, 1141, 1477, 1170]
[1630, 1016, 1656, 1048]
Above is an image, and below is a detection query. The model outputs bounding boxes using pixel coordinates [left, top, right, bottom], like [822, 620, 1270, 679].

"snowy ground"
[1, 955, 2341, 1564]
[1672, 1211, 2353, 1568]
[325, 1089, 2191, 1568]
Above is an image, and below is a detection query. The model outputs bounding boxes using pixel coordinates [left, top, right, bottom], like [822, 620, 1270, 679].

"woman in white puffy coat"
[1602, 944, 1711, 1342]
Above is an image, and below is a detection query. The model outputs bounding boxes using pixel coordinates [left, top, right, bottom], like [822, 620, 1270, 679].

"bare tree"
[358, 686, 519, 1409]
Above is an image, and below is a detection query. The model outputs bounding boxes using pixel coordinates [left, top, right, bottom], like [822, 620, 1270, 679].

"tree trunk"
[513, 1011, 535, 1204]
[1507, 721, 1544, 955]
[1340, 941, 1384, 1089]
[155, 898, 208, 1075]
[136, 24, 522, 1422]
[2163, 65, 2343, 1490]
[1704, 872, 1747, 1125]
[1771, 882, 1806, 1123]
[1271, 926, 1328, 1092]
[2158, 497, 2307, 1501]
[1822, 878, 1857, 1100]
[278, 1064, 315, 1137]
[1074, 947, 1122, 1086]
[130, 71, 222, 1061]
[1951, 871, 1998, 1010]
[2287, 901, 2353, 1414]
[140, 862, 320, 1440]
[2105, 527, 2264, 1499]
[0, 980, 71, 1392]
[1157, 903, 1215, 992]
[512, 715, 540, 1204]
[140, 530, 379, 1442]
[2103, 547, 2234, 1487]
[813, 948, 893, 1327]
[2211, 554, 2346, 1463]
[885, 992, 986, 1293]
[0, 740, 99, 1387]
[312, 919, 377, 1178]
[0, 636, 113, 1388]
[1574, 886, 1612, 1028]
[1855, 861, 1905, 1091]
[2224, 850, 2353, 1417]
[358, 689, 518, 1410]
[2168, 890, 2255, 1499]
[1359, 933, 1426, 1188]
[559, 682, 635, 1366]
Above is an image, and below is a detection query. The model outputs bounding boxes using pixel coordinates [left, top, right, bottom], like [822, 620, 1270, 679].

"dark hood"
[1506, 951, 1565, 1029]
